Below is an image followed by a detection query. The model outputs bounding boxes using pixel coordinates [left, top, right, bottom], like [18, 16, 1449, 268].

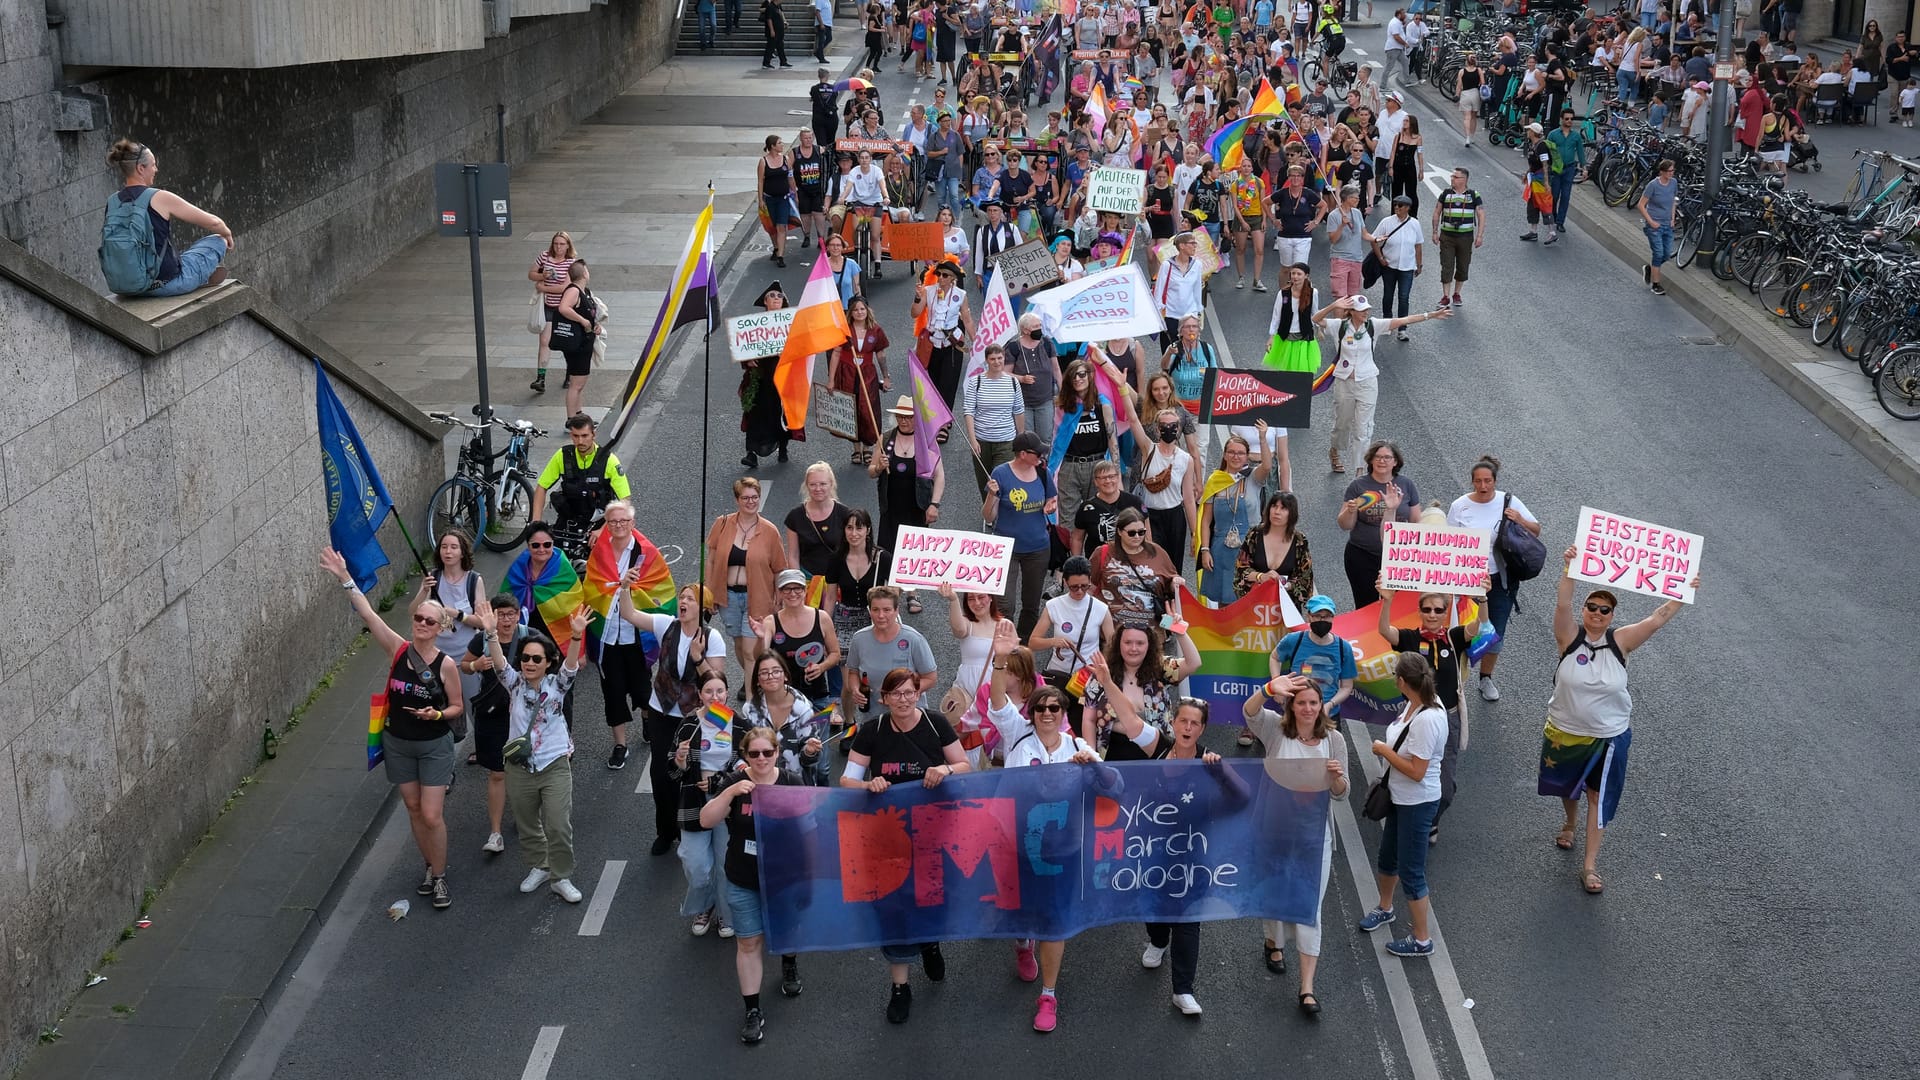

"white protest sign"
[963, 269, 1018, 380]
[725, 309, 794, 362]
[1086, 166, 1147, 215]
[1570, 507, 1703, 604]
[887, 525, 1016, 594]
[1024, 263, 1164, 344]
[1381, 523, 1495, 596]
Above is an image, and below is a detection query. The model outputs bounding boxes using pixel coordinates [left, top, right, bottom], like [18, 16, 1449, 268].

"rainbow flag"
[1350, 490, 1382, 511]
[805, 574, 828, 609]
[581, 526, 675, 662]
[1204, 112, 1284, 171]
[366, 693, 388, 770]
[1250, 77, 1281, 119]
[1331, 591, 1431, 727]
[505, 549, 590, 655]
[1526, 177, 1554, 215]
[705, 702, 735, 754]
[1175, 578, 1304, 727]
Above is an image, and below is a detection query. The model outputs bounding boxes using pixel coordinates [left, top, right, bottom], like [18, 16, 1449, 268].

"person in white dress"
[940, 583, 1015, 768]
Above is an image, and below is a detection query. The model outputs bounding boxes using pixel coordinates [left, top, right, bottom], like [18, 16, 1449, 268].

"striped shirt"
[964, 373, 1023, 441]
[536, 253, 576, 308]
[1438, 189, 1482, 233]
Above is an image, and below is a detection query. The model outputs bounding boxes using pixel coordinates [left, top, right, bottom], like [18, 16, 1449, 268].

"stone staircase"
[676, 1, 824, 59]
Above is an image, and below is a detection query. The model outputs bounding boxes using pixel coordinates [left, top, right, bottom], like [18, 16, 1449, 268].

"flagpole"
[697, 183, 715, 603]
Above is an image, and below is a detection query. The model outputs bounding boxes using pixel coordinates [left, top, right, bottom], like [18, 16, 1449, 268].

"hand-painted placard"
[963, 270, 1019, 379]
[993, 237, 1063, 294]
[1086, 166, 1148, 215]
[1381, 523, 1495, 596]
[1201, 368, 1312, 427]
[1151, 229, 1223, 277]
[887, 525, 1015, 593]
[812, 383, 859, 441]
[1024, 263, 1164, 343]
[1571, 507, 1703, 604]
[882, 221, 946, 263]
[753, 759, 1332, 954]
[726, 309, 795, 362]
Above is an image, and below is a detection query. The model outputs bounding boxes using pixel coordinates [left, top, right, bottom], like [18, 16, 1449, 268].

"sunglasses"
[1420, 606, 1448, 615]
[745, 748, 779, 759]
[1585, 603, 1614, 615]
[528, 541, 554, 550]
[521, 654, 550, 664]
[412, 614, 439, 625]
[1031, 703, 1065, 715]
[1122, 528, 1149, 538]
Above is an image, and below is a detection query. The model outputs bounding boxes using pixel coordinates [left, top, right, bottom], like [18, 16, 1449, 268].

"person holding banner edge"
[1545, 546, 1699, 896]
[841, 667, 973, 1023]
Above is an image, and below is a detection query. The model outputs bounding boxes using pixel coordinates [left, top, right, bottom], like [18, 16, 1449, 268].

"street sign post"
[433, 162, 513, 456]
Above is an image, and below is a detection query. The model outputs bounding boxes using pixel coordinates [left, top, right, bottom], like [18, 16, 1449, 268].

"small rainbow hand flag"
[1064, 668, 1091, 698]
[705, 702, 735, 752]
[367, 693, 389, 770]
[1351, 490, 1383, 511]
[805, 574, 828, 609]
[1467, 624, 1501, 663]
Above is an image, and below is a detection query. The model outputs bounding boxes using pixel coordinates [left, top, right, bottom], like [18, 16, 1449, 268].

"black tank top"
[1065, 400, 1109, 456]
[770, 607, 832, 700]
[794, 146, 827, 193]
[1460, 67, 1482, 91]
[763, 155, 791, 199]
[386, 646, 450, 741]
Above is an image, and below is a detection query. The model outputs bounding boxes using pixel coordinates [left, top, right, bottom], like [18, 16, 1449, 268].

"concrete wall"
[55, 0, 481, 69]
[1, 0, 676, 319]
[0, 266, 443, 1071]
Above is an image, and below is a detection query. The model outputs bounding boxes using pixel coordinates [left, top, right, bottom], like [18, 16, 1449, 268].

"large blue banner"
[753, 759, 1331, 955]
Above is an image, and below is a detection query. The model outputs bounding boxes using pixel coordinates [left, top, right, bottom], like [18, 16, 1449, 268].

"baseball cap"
[1692, 80, 1710, 90]
[1386, 90, 1404, 103]
[1525, 121, 1544, 133]
[775, 569, 809, 589]
[1305, 594, 1337, 615]
[1013, 431, 1047, 457]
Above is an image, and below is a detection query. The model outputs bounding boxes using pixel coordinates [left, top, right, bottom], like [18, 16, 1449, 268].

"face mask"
[1309, 619, 1333, 636]
[1159, 424, 1180, 443]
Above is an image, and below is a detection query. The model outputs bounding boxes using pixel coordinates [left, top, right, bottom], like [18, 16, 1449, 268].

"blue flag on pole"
[314, 360, 395, 592]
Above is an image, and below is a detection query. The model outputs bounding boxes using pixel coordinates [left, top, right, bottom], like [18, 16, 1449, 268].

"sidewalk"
[12, 42, 863, 1080]
[1396, 74, 1920, 499]
[304, 46, 861, 435]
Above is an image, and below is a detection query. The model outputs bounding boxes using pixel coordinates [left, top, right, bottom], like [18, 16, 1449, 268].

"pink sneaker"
[1015, 942, 1039, 983]
[1032, 993, 1058, 1032]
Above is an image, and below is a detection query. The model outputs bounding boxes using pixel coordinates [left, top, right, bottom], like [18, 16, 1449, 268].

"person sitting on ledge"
[100, 137, 233, 298]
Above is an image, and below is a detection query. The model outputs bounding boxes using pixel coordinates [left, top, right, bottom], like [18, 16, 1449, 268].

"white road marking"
[634, 760, 654, 794]
[1423, 163, 1452, 199]
[1348, 730, 1498, 1080]
[1353, 47, 1369, 57]
[521, 1025, 565, 1080]
[576, 860, 628, 936]
[658, 542, 685, 565]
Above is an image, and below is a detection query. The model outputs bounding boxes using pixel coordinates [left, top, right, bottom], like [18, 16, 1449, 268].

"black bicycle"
[424, 409, 547, 552]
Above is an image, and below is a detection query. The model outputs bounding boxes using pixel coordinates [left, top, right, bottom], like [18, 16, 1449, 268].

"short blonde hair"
[800, 461, 839, 501]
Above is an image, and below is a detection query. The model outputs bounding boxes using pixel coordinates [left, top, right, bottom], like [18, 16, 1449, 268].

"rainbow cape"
[581, 526, 676, 662]
[1526, 177, 1554, 215]
[505, 549, 590, 655]
[367, 692, 388, 770]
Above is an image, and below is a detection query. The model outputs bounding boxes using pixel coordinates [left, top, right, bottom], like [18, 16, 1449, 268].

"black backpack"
[1494, 494, 1549, 582]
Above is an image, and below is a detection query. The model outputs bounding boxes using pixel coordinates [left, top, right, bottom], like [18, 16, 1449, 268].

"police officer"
[531, 413, 632, 532]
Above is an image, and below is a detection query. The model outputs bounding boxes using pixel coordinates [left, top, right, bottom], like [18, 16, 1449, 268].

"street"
[234, 53, 1920, 1080]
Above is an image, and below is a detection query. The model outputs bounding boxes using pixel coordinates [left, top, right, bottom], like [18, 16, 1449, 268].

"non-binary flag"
[775, 254, 852, 431]
[314, 359, 396, 592]
[611, 194, 717, 443]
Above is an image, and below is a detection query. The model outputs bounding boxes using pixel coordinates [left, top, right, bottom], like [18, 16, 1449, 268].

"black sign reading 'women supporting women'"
[751, 760, 1331, 954]
[1201, 369, 1314, 428]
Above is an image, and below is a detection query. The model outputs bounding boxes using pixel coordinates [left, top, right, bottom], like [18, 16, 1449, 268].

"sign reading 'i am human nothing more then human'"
[1381, 523, 1494, 595]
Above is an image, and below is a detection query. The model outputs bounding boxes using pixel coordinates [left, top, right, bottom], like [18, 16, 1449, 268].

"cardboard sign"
[888, 526, 1016, 593]
[994, 238, 1063, 293]
[726, 309, 795, 362]
[1201, 369, 1312, 428]
[1086, 167, 1148, 215]
[813, 383, 859, 441]
[1381, 523, 1495, 596]
[1571, 507, 1703, 604]
[1025, 263, 1164, 343]
[882, 222, 946, 263]
[1152, 230, 1223, 277]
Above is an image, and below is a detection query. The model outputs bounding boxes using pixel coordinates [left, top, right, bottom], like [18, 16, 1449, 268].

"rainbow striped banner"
[367, 693, 389, 770]
[1174, 578, 1303, 728]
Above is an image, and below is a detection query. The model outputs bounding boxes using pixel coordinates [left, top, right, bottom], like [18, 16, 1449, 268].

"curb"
[1394, 76, 1920, 501]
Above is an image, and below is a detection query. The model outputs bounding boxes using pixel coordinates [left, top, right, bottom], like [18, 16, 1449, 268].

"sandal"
[1581, 869, 1604, 895]
[1554, 824, 1575, 850]
[1264, 942, 1285, 974]
[466, 751, 478, 766]
[1298, 992, 1321, 1017]
[906, 595, 923, 615]
[936, 426, 951, 444]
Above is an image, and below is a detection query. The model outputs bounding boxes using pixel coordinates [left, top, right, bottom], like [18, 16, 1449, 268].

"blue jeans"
[815, 24, 832, 59]
[1484, 572, 1519, 651]
[1378, 265, 1414, 319]
[937, 174, 963, 217]
[698, 7, 717, 46]
[1645, 223, 1674, 267]
[148, 235, 229, 298]
[1023, 403, 1056, 449]
[1548, 168, 1575, 228]
[678, 821, 735, 921]
[1615, 67, 1638, 104]
[1375, 798, 1440, 900]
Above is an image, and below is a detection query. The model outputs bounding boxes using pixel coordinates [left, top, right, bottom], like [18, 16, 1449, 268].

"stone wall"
[0, 269, 443, 1069]
[1, 0, 676, 318]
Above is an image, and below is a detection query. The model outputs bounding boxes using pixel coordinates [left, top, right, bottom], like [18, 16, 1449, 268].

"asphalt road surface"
[232, 60, 1920, 1080]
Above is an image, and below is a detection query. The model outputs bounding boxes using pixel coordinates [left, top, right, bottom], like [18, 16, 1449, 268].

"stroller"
[1788, 128, 1822, 172]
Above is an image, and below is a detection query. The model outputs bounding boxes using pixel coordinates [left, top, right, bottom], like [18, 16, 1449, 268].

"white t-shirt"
[1317, 315, 1389, 381]
[1371, 214, 1424, 270]
[1291, 1, 1313, 24]
[1904, 87, 1920, 110]
[1005, 728, 1095, 767]
[1385, 15, 1406, 51]
[642, 613, 728, 716]
[1140, 446, 1192, 510]
[1376, 107, 1408, 154]
[1446, 490, 1538, 576]
[1384, 705, 1447, 804]
[1172, 161, 1203, 214]
[1042, 593, 1111, 673]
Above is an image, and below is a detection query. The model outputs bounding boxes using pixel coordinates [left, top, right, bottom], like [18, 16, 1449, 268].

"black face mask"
[1158, 424, 1180, 443]
[1308, 619, 1333, 637]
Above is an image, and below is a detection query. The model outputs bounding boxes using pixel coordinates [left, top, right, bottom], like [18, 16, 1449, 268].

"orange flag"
[775, 254, 852, 431]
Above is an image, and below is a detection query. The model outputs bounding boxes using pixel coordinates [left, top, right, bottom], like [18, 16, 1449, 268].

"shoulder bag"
[1494, 493, 1548, 582]
[1361, 718, 1413, 821]
[1361, 216, 1409, 289]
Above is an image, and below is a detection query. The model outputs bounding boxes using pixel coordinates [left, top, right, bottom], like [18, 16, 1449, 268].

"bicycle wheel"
[1674, 216, 1707, 269]
[1726, 233, 1773, 290]
[1303, 59, 1326, 87]
[1600, 163, 1639, 207]
[426, 477, 486, 550]
[1873, 346, 1920, 421]
[1788, 270, 1838, 329]
[1835, 300, 1886, 365]
[1810, 290, 1849, 347]
[1710, 241, 1738, 282]
[480, 472, 539, 552]
[1754, 258, 1809, 319]
[1865, 317, 1920, 378]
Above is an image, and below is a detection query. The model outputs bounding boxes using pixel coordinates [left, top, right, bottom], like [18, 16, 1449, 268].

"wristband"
[341, 581, 357, 591]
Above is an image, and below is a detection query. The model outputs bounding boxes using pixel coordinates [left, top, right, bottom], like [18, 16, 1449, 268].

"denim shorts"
[881, 940, 934, 964]
[725, 880, 766, 938]
[720, 587, 750, 637]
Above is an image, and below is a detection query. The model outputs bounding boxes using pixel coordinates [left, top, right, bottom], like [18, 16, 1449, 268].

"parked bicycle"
[424, 409, 547, 553]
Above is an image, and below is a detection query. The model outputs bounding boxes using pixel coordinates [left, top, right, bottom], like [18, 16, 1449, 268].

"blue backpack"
[100, 188, 166, 295]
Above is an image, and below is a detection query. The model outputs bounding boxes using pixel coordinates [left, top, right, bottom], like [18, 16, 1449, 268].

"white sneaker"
[718, 921, 737, 939]
[519, 868, 552, 893]
[482, 832, 505, 854]
[1141, 943, 1168, 968]
[1172, 993, 1203, 1015]
[1478, 675, 1501, 701]
[550, 878, 583, 903]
